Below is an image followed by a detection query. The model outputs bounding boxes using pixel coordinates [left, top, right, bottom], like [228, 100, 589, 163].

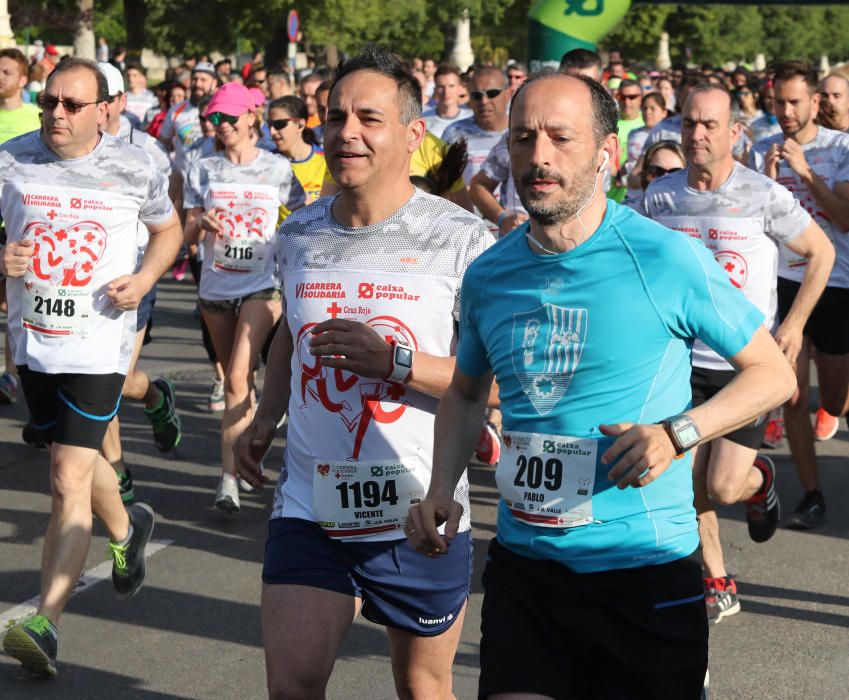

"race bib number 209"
[496, 431, 597, 528]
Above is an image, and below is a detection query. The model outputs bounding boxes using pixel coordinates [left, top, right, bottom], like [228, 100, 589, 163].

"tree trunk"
[123, 0, 146, 64]
[73, 0, 95, 59]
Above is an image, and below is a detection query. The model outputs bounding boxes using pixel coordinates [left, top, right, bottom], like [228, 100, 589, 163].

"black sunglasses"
[470, 88, 504, 101]
[647, 165, 683, 178]
[269, 118, 296, 130]
[207, 112, 240, 126]
[618, 93, 642, 101]
[37, 94, 103, 114]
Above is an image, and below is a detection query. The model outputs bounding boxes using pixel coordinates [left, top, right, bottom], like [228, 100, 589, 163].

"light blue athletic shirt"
[457, 201, 764, 573]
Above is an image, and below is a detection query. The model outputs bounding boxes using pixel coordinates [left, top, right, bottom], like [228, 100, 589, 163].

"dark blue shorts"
[263, 517, 472, 636]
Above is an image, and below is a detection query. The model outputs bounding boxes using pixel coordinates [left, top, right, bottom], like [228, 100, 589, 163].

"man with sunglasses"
[642, 84, 833, 623]
[442, 67, 509, 190]
[0, 57, 182, 676]
[610, 79, 644, 202]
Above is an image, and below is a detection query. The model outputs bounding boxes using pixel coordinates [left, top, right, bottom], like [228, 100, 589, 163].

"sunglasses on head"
[268, 118, 296, 130]
[647, 165, 682, 178]
[470, 88, 504, 101]
[207, 112, 240, 126]
[37, 94, 102, 114]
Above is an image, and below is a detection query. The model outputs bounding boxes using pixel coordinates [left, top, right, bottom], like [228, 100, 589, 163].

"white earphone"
[598, 151, 610, 173]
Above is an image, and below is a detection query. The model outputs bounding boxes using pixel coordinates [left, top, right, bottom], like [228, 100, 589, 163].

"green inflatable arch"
[528, 0, 844, 71]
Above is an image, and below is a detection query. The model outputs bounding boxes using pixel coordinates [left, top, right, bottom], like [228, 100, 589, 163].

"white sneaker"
[214, 475, 240, 512]
[208, 379, 225, 413]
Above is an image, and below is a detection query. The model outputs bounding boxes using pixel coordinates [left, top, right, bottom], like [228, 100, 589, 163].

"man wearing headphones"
[406, 73, 797, 699]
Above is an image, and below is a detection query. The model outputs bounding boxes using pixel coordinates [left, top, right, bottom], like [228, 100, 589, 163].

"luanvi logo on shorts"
[512, 304, 588, 416]
[418, 613, 454, 625]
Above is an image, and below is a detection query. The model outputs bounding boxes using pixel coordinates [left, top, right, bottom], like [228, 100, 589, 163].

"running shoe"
[761, 417, 784, 449]
[22, 420, 49, 449]
[117, 468, 135, 504]
[787, 490, 826, 530]
[813, 407, 839, 441]
[744, 456, 780, 543]
[0, 371, 17, 404]
[2, 614, 58, 677]
[172, 257, 189, 281]
[208, 377, 225, 413]
[145, 378, 182, 452]
[474, 422, 501, 466]
[110, 503, 155, 598]
[215, 475, 240, 512]
[703, 576, 740, 624]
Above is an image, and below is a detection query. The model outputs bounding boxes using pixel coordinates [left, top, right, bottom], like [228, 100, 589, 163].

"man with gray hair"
[642, 83, 833, 624]
[0, 57, 182, 677]
[442, 66, 509, 188]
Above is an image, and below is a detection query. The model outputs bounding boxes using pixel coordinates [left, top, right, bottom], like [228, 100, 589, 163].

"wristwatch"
[386, 336, 414, 384]
[661, 414, 702, 455]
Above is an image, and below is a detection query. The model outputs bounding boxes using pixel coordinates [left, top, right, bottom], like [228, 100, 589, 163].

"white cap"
[97, 62, 125, 96]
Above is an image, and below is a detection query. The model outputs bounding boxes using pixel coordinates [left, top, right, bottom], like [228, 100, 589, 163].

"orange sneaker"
[813, 407, 838, 442]
[762, 417, 784, 449]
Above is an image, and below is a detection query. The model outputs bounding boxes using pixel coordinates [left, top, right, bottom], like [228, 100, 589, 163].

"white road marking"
[0, 539, 172, 629]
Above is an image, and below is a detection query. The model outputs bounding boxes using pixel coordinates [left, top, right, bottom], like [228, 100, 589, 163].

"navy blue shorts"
[135, 286, 156, 333]
[263, 517, 472, 636]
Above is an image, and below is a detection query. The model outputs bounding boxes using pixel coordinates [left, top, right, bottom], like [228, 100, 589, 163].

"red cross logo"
[46, 210, 57, 220]
[326, 302, 342, 318]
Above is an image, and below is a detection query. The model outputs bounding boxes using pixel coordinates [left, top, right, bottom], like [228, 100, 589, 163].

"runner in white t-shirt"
[422, 64, 472, 138]
[643, 85, 833, 623]
[234, 47, 494, 700]
[184, 82, 305, 512]
[0, 58, 182, 677]
[748, 61, 849, 530]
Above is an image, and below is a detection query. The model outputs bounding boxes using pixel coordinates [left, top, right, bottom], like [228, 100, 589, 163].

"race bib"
[313, 457, 425, 538]
[496, 431, 597, 528]
[21, 281, 92, 337]
[213, 233, 265, 274]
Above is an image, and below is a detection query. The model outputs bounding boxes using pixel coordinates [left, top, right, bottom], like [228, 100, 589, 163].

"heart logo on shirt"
[215, 206, 270, 241]
[296, 315, 417, 460]
[23, 219, 108, 287]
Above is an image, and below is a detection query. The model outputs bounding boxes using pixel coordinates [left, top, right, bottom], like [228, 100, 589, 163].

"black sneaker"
[744, 456, 780, 543]
[117, 468, 135, 504]
[2, 614, 58, 677]
[144, 378, 182, 452]
[787, 490, 826, 530]
[110, 503, 155, 598]
[22, 420, 50, 449]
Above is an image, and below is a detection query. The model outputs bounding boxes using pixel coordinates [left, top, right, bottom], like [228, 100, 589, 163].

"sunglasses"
[647, 165, 683, 178]
[37, 94, 103, 114]
[470, 88, 504, 101]
[268, 118, 296, 130]
[738, 90, 752, 97]
[207, 112, 240, 126]
[618, 93, 642, 101]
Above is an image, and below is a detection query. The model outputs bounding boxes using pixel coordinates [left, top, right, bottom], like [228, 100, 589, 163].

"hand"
[774, 320, 804, 368]
[404, 493, 463, 557]
[499, 210, 529, 236]
[780, 140, 812, 181]
[200, 207, 224, 233]
[600, 422, 678, 489]
[309, 318, 393, 378]
[106, 273, 151, 311]
[764, 144, 781, 181]
[2, 240, 35, 278]
[234, 416, 276, 489]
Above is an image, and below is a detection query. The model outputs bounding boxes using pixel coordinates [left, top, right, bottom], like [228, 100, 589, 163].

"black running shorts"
[777, 277, 849, 355]
[17, 366, 125, 449]
[690, 366, 767, 449]
[478, 539, 708, 700]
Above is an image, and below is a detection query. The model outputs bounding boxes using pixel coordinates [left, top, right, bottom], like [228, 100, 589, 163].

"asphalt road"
[1, 278, 847, 699]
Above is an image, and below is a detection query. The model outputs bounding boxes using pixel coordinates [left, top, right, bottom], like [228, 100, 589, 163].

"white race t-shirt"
[643, 163, 810, 370]
[423, 106, 473, 139]
[0, 132, 174, 374]
[273, 189, 494, 541]
[183, 149, 306, 301]
[442, 117, 507, 186]
[159, 100, 201, 172]
[749, 127, 849, 288]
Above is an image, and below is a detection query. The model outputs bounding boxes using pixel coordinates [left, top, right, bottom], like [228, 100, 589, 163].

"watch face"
[395, 346, 413, 368]
[676, 423, 700, 447]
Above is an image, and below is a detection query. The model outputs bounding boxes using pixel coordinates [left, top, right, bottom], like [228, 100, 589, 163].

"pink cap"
[248, 87, 266, 108]
[203, 82, 255, 118]
[46, 44, 59, 56]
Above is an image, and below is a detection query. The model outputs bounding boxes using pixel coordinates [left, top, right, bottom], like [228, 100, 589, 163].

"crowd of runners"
[0, 36, 847, 699]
